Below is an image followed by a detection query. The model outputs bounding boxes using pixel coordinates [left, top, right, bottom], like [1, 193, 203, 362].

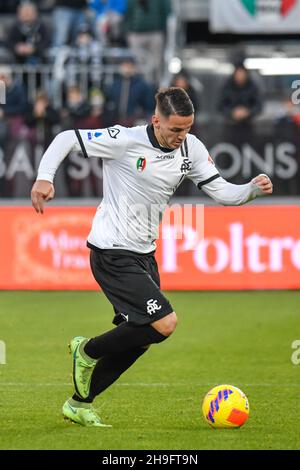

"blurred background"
[0, 0, 300, 290]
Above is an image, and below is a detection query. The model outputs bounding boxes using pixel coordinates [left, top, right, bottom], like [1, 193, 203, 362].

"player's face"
[152, 112, 194, 150]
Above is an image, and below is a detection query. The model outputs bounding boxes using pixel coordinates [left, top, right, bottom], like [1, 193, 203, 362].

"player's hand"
[251, 174, 273, 195]
[31, 180, 55, 214]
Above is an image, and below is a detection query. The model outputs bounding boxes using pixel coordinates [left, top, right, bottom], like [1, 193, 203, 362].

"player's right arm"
[31, 179, 55, 214]
[31, 130, 76, 213]
[31, 127, 128, 213]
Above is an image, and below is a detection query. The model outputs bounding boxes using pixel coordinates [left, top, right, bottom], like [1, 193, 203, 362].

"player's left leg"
[63, 345, 150, 426]
[72, 345, 149, 403]
[70, 320, 168, 400]
[74, 312, 178, 404]
[72, 310, 178, 402]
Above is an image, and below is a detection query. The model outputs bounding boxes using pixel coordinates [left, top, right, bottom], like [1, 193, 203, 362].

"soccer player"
[31, 88, 273, 427]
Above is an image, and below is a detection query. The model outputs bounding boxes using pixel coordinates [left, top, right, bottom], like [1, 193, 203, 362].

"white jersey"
[74, 125, 218, 253]
[37, 124, 265, 254]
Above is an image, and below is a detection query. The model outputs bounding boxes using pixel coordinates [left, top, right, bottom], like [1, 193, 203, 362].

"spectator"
[103, 55, 155, 127]
[0, 65, 28, 140]
[217, 61, 264, 185]
[89, 0, 126, 46]
[0, 66, 27, 117]
[89, 86, 105, 127]
[7, 1, 50, 64]
[25, 90, 59, 146]
[275, 96, 300, 128]
[52, 0, 88, 48]
[61, 84, 102, 197]
[124, 0, 171, 84]
[171, 71, 201, 114]
[66, 23, 102, 89]
[61, 85, 91, 129]
[218, 62, 263, 124]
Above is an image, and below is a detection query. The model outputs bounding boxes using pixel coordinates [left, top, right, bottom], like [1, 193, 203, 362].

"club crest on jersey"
[136, 157, 146, 172]
[180, 158, 191, 174]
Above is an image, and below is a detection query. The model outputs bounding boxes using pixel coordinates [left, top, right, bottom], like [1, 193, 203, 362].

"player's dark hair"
[155, 87, 194, 117]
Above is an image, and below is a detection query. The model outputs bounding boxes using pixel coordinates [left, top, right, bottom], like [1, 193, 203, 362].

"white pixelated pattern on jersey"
[75, 125, 219, 253]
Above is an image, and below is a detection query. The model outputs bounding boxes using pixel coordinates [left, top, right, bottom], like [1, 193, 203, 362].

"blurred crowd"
[2, 0, 293, 147]
[0, 0, 174, 147]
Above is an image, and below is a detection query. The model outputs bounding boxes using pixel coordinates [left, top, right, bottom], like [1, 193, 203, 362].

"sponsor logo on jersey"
[107, 127, 120, 139]
[146, 299, 162, 315]
[156, 154, 175, 160]
[136, 157, 146, 172]
[87, 131, 103, 140]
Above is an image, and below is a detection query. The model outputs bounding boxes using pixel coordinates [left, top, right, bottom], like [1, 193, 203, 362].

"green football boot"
[62, 398, 112, 427]
[69, 336, 97, 399]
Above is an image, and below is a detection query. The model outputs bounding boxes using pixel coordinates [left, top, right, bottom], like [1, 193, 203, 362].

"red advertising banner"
[0, 205, 300, 290]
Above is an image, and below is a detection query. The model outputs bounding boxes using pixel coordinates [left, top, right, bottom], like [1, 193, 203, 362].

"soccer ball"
[202, 384, 249, 429]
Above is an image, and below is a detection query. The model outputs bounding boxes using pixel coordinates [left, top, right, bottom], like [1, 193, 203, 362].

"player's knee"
[163, 312, 178, 336]
[151, 312, 177, 337]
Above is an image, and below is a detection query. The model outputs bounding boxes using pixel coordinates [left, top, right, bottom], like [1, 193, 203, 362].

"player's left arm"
[200, 173, 273, 206]
[186, 136, 273, 205]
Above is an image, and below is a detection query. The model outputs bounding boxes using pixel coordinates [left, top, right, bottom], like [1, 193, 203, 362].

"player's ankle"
[70, 396, 93, 407]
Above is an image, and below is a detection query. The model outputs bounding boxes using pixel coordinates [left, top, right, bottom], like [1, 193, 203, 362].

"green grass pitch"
[0, 290, 299, 450]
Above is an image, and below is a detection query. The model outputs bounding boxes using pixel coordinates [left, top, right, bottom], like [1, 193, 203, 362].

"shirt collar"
[146, 124, 174, 154]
